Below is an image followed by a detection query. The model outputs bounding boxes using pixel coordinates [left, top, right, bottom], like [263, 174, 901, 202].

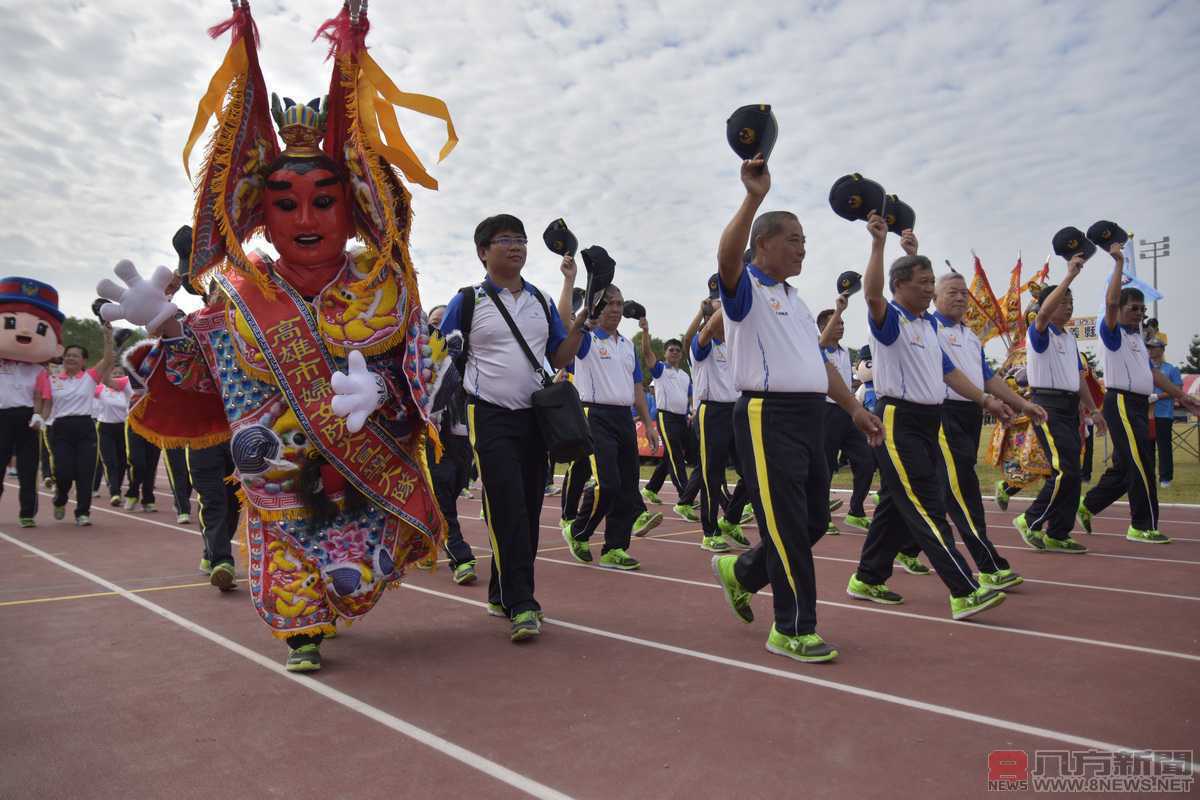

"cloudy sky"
[4, 0, 1198, 363]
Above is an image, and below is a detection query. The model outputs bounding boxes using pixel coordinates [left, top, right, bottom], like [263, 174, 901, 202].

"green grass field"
[621, 423, 1200, 504]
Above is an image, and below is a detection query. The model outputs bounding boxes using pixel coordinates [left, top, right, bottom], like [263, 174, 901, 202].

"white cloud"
[3, 0, 1197, 359]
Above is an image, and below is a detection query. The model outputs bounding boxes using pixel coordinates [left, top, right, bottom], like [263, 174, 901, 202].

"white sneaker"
[177, 513, 191, 524]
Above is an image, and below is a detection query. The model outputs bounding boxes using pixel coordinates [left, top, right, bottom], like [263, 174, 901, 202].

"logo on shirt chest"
[902, 320, 926, 349]
[1053, 336, 1067, 355]
[767, 295, 788, 316]
[596, 343, 612, 359]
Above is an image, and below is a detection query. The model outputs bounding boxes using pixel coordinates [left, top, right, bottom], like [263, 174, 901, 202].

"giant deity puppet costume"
[97, 0, 457, 672]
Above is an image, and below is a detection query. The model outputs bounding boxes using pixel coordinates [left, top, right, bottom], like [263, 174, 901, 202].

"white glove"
[96, 260, 179, 330]
[28, 413, 44, 430]
[330, 350, 387, 433]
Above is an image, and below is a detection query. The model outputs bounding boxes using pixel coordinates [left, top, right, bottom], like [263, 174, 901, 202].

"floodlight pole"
[1138, 235, 1170, 319]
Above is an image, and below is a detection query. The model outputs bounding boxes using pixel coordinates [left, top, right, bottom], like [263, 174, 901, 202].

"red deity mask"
[263, 165, 353, 295]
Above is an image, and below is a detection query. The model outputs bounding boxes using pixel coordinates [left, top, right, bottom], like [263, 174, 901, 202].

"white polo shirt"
[0, 360, 49, 410]
[1099, 319, 1154, 395]
[719, 265, 828, 394]
[94, 378, 133, 424]
[1027, 323, 1082, 392]
[822, 345, 852, 404]
[650, 361, 691, 415]
[868, 301, 954, 406]
[691, 334, 738, 403]
[933, 312, 994, 401]
[574, 328, 642, 406]
[440, 279, 567, 411]
[47, 368, 102, 418]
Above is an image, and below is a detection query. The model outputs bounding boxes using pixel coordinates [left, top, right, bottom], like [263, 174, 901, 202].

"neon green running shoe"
[894, 553, 931, 575]
[846, 574, 903, 604]
[18, 517, 35, 529]
[844, 514, 870, 530]
[560, 520, 593, 563]
[717, 518, 749, 548]
[871, 491, 881, 505]
[978, 569, 1023, 590]
[598, 548, 640, 571]
[994, 480, 1010, 511]
[1042, 535, 1087, 554]
[700, 535, 730, 552]
[285, 643, 321, 672]
[950, 588, 1006, 621]
[209, 562, 236, 591]
[673, 503, 699, 522]
[633, 511, 663, 537]
[765, 625, 838, 663]
[486, 602, 507, 618]
[1126, 527, 1170, 544]
[1013, 513, 1045, 551]
[1077, 501, 1093, 534]
[828, 498, 844, 514]
[510, 610, 542, 642]
[711, 555, 753, 623]
[198, 558, 212, 575]
[825, 522, 839, 536]
[453, 560, 478, 585]
[740, 506, 754, 525]
[640, 487, 662, 505]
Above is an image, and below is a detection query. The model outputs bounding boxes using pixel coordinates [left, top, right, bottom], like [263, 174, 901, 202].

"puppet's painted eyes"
[36, 323, 48, 336]
[3, 317, 15, 330]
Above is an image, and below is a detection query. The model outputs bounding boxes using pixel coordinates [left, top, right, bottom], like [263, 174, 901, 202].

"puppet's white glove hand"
[330, 350, 387, 433]
[96, 260, 179, 330]
[28, 413, 44, 430]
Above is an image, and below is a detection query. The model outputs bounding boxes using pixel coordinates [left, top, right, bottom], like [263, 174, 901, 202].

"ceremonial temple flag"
[1022, 254, 1050, 295]
[963, 253, 1006, 345]
[1000, 253, 1023, 333]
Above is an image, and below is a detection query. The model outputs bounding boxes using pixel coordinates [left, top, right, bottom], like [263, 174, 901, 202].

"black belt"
[1031, 388, 1078, 398]
[741, 391, 825, 401]
[583, 402, 629, 411]
[1107, 388, 1150, 398]
[944, 399, 978, 409]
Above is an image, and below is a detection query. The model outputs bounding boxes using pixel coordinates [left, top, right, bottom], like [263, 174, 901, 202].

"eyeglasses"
[490, 236, 528, 247]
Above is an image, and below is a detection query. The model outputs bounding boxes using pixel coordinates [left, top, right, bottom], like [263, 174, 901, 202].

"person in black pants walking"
[440, 214, 587, 642]
[92, 366, 132, 506]
[124, 415, 161, 512]
[188, 442, 241, 590]
[164, 447, 193, 523]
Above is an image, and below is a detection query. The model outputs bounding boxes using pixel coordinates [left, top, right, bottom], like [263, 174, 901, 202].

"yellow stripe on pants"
[1029, 420, 1063, 531]
[1116, 393, 1156, 531]
[937, 425, 982, 541]
[746, 399, 798, 603]
[658, 411, 680, 487]
[882, 404, 947, 547]
[467, 404, 502, 578]
[584, 407, 601, 520]
[698, 403, 710, 499]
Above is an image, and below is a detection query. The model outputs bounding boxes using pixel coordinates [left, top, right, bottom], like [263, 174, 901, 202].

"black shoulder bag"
[483, 284, 593, 463]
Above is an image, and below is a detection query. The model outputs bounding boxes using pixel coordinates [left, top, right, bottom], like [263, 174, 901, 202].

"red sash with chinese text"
[216, 270, 437, 540]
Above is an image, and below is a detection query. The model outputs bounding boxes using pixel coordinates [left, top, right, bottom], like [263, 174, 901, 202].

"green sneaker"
[210, 562, 236, 591]
[199, 558, 212, 575]
[53, 505, 65, 521]
[598, 548, 640, 571]
[894, 553, 931, 575]
[828, 498, 844, 514]
[18, 517, 35, 528]
[486, 602, 507, 618]
[711, 555, 753, 623]
[1126, 527, 1170, 544]
[109, 495, 122, 507]
[846, 574, 904, 604]
[561, 520, 592, 563]
[765, 625, 838, 663]
[673, 503, 699, 522]
[871, 491, 881, 505]
[740, 506, 754, 525]
[825, 522, 839, 536]
[510, 610, 541, 642]
[640, 487, 662, 505]
[75, 515, 91, 527]
[978, 569, 1024, 590]
[700, 535, 730, 552]
[633, 511, 663, 537]
[453, 560, 478, 585]
[1013, 513, 1045, 551]
[1042, 535, 1087, 554]
[950, 588, 1006, 620]
[1077, 501, 1093, 534]
[142, 503, 157, 513]
[994, 480, 1010, 511]
[285, 643, 321, 672]
[123, 497, 137, 511]
[717, 518, 749, 548]
[844, 514, 870, 530]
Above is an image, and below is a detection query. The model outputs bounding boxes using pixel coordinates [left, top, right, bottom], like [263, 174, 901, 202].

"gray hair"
[889, 255, 933, 291]
[749, 211, 798, 259]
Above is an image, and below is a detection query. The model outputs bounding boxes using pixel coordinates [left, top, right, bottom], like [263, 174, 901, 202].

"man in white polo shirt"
[708, 155, 883, 664]
[1080, 248, 1200, 543]
[562, 284, 660, 571]
[638, 324, 692, 506]
[932, 271, 1046, 589]
[847, 215, 1017, 621]
[440, 214, 588, 642]
[1012, 257, 1102, 553]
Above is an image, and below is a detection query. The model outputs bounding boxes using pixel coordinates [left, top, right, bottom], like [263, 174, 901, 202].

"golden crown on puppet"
[270, 94, 328, 158]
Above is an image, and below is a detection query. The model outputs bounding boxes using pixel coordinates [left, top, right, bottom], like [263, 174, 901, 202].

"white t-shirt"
[719, 266, 828, 394]
[1099, 319, 1154, 395]
[823, 345, 852, 404]
[574, 328, 642, 406]
[650, 362, 691, 415]
[47, 368, 102, 418]
[869, 301, 954, 406]
[0, 360, 49, 410]
[1027, 324, 1082, 392]
[94, 377, 132, 424]
[934, 313, 994, 401]
[691, 334, 738, 403]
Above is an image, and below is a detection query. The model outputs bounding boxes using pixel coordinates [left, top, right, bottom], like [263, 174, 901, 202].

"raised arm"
[556, 255, 577, 324]
[1036, 255, 1082, 333]
[682, 300, 709, 362]
[862, 212, 889, 326]
[94, 324, 116, 385]
[819, 293, 848, 348]
[638, 316, 656, 370]
[717, 157, 769, 293]
[698, 307, 725, 347]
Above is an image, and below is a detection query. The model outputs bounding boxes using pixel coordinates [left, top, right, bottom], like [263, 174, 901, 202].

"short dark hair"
[428, 304, 447, 316]
[817, 308, 836, 328]
[473, 214, 526, 262]
[64, 343, 88, 359]
[1037, 284, 1062, 305]
[888, 255, 933, 291]
[749, 211, 798, 258]
[1119, 287, 1144, 307]
[664, 338, 682, 349]
[603, 283, 622, 301]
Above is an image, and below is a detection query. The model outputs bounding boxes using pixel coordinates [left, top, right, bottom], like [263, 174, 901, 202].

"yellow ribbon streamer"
[182, 39, 249, 180]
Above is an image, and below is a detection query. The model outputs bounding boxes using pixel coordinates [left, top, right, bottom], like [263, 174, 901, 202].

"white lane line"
[0, 529, 573, 800]
[405, 584, 1197, 775]
[9, 484, 202, 538]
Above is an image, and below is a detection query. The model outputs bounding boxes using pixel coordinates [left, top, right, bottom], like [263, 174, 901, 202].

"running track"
[2, 470, 1198, 798]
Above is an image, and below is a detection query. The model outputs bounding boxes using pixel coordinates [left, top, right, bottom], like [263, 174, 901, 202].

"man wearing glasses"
[439, 215, 588, 641]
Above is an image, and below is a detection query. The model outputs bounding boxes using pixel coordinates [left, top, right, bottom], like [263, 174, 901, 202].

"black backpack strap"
[452, 285, 476, 374]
